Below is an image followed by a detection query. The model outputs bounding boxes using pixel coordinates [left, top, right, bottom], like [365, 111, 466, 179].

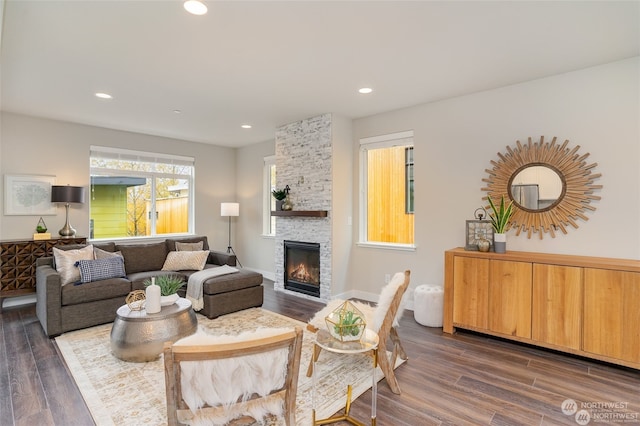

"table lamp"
[51, 185, 85, 237]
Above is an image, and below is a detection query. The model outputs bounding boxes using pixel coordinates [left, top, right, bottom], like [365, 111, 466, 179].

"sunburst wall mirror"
[481, 136, 602, 239]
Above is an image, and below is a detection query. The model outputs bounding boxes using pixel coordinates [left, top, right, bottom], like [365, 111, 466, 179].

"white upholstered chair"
[306, 270, 411, 394]
[163, 326, 303, 426]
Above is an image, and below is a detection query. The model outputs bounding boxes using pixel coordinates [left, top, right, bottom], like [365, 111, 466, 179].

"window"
[263, 155, 276, 236]
[359, 131, 415, 247]
[405, 146, 414, 214]
[89, 146, 195, 239]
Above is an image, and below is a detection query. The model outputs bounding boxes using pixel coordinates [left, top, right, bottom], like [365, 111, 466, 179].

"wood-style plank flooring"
[1, 280, 639, 425]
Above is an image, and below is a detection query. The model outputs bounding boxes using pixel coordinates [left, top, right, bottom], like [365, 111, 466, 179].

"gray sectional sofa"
[35, 236, 263, 337]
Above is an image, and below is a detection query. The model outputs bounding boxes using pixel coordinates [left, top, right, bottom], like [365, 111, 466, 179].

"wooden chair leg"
[377, 348, 401, 395]
[306, 344, 322, 377]
[390, 327, 408, 360]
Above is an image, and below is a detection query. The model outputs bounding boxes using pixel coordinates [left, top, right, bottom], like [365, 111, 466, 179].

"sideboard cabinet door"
[532, 264, 582, 350]
[488, 260, 532, 338]
[452, 256, 489, 330]
[583, 269, 640, 364]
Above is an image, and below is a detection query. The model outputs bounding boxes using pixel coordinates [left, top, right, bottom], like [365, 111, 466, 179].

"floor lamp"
[220, 202, 242, 268]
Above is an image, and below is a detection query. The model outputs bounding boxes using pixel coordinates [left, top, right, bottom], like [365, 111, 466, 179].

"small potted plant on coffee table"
[144, 275, 185, 306]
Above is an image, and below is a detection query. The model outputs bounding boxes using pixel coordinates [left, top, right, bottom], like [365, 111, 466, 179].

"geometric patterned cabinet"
[0, 237, 86, 308]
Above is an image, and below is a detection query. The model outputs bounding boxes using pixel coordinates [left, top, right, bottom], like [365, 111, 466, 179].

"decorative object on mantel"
[487, 195, 514, 254]
[282, 184, 293, 211]
[51, 185, 85, 237]
[465, 207, 493, 252]
[325, 301, 366, 342]
[271, 188, 287, 211]
[482, 136, 602, 239]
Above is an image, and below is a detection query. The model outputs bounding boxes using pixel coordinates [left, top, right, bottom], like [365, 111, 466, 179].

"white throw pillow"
[162, 250, 209, 271]
[53, 245, 95, 285]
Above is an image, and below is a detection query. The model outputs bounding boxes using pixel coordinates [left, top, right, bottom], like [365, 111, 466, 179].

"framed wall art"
[4, 174, 57, 215]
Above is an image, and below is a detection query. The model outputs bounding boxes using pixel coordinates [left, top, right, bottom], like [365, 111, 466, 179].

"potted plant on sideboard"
[487, 194, 514, 253]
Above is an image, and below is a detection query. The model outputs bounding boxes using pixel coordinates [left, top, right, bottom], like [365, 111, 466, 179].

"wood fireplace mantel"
[271, 210, 328, 217]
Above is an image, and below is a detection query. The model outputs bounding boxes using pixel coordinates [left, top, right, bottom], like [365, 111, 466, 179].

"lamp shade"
[51, 185, 85, 204]
[220, 202, 239, 217]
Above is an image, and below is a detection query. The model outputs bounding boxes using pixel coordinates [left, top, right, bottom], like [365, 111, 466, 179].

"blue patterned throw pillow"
[75, 257, 126, 284]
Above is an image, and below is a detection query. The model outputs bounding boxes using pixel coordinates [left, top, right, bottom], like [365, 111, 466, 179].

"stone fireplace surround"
[274, 114, 333, 302]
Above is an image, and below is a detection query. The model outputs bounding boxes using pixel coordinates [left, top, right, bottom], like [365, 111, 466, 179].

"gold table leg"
[314, 385, 367, 426]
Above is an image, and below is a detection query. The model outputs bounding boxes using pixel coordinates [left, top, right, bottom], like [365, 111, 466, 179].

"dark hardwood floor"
[1, 280, 639, 425]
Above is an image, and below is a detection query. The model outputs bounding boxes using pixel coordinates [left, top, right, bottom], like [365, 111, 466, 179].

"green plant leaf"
[487, 194, 514, 233]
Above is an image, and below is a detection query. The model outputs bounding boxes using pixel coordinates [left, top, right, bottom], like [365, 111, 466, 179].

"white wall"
[0, 112, 237, 250]
[348, 57, 639, 301]
[330, 114, 354, 297]
[236, 139, 276, 278]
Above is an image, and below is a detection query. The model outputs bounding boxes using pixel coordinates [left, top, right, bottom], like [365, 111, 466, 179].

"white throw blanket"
[186, 265, 239, 311]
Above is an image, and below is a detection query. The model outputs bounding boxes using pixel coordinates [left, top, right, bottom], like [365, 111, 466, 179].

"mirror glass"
[509, 165, 564, 211]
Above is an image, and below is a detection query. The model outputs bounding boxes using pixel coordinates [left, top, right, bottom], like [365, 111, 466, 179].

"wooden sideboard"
[444, 247, 640, 370]
[0, 237, 86, 307]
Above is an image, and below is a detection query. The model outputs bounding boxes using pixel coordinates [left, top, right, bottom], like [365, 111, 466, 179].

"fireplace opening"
[284, 240, 320, 297]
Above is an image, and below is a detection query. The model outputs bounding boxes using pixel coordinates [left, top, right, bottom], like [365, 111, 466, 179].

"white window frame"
[358, 131, 416, 251]
[89, 146, 195, 240]
[262, 155, 276, 237]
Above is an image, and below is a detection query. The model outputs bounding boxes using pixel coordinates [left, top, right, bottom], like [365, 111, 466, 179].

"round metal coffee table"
[110, 297, 197, 362]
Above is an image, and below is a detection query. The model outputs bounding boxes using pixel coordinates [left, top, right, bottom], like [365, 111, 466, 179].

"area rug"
[55, 307, 404, 425]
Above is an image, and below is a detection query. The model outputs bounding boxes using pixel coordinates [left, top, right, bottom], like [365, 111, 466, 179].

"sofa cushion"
[76, 257, 127, 284]
[175, 241, 204, 251]
[93, 242, 117, 252]
[94, 247, 123, 259]
[166, 236, 209, 252]
[53, 245, 95, 285]
[116, 242, 167, 274]
[61, 277, 131, 306]
[127, 271, 188, 291]
[180, 267, 263, 296]
[162, 250, 209, 271]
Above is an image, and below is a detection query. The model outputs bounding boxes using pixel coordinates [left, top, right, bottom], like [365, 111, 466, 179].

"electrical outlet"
[385, 274, 391, 284]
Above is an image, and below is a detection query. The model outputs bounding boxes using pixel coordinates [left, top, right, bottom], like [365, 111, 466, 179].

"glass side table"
[312, 328, 379, 426]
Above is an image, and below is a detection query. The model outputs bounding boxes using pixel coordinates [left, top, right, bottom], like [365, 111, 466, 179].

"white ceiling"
[1, 1, 638, 147]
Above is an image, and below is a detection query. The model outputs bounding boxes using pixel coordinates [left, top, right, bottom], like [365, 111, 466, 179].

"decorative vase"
[494, 233, 507, 253]
[282, 195, 293, 211]
[325, 301, 366, 342]
[145, 278, 161, 313]
[160, 293, 179, 306]
[477, 237, 491, 252]
[275, 199, 285, 211]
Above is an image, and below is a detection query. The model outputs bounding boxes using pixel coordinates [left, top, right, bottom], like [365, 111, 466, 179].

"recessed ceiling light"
[358, 87, 373, 94]
[241, 124, 252, 129]
[184, 0, 207, 15]
[95, 92, 113, 99]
